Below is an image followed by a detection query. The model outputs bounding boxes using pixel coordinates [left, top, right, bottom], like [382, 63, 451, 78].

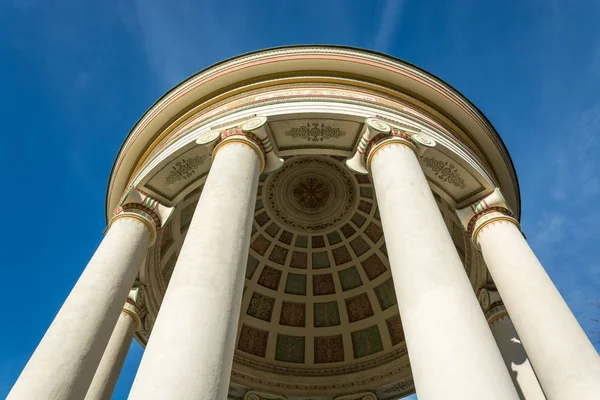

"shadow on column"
[507, 335, 547, 400]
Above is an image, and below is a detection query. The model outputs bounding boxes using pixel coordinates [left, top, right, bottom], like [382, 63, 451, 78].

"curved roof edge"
[105, 44, 521, 222]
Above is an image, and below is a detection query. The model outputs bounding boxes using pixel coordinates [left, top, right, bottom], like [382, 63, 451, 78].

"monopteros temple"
[8, 46, 600, 400]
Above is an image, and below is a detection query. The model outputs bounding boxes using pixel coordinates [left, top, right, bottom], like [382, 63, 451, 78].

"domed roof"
[150, 155, 474, 398]
[107, 45, 520, 222]
[113, 45, 512, 398]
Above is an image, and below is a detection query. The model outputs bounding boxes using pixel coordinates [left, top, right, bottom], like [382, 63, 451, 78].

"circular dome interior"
[152, 154, 476, 398]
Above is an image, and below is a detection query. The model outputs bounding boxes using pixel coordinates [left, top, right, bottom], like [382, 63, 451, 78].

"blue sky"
[1, 0, 599, 399]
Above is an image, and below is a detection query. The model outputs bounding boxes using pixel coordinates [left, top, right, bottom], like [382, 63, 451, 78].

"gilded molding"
[213, 136, 266, 173]
[109, 187, 174, 246]
[108, 212, 158, 246]
[456, 188, 520, 246]
[472, 212, 519, 247]
[366, 135, 416, 171]
[121, 287, 144, 330]
[346, 117, 435, 174]
[197, 116, 283, 174]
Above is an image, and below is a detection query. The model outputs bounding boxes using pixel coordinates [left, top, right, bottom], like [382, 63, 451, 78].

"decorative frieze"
[284, 122, 346, 142]
[164, 155, 208, 186]
[422, 156, 466, 189]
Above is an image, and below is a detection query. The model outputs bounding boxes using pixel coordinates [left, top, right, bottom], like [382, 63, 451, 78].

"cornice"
[106, 45, 520, 222]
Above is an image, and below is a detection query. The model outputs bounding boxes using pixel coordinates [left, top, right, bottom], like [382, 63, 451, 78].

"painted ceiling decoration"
[107, 46, 520, 400]
[135, 154, 480, 399]
[138, 113, 490, 209]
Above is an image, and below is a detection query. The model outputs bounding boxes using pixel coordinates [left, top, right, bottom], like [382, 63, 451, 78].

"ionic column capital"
[109, 188, 174, 246]
[196, 116, 283, 174]
[478, 288, 508, 326]
[346, 117, 435, 174]
[456, 188, 520, 247]
[121, 287, 145, 331]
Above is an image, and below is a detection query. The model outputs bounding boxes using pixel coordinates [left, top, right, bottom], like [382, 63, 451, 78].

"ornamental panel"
[142, 145, 211, 202]
[269, 117, 363, 153]
[419, 147, 486, 205]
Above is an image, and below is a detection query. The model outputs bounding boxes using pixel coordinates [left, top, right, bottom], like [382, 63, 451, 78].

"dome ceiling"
[107, 46, 519, 400]
[145, 155, 477, 398]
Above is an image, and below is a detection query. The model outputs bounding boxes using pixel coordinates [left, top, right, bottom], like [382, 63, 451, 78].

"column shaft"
[477, 220, 600, 399]
[85, 308, 138, 400]
[128, 142, 261, 399]
[370, 142, 518, 399]
[490, 314, 546, 400]
[8, 217, 151, 400]
[480, 291, 547, 400]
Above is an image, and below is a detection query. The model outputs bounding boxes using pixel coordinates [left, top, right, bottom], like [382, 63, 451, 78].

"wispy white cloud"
[527, 102, 600, 338]
[374, 0, 406, 52]
[550, 104, 600, 203]
[120, 0, 240, 89]
[530, 214, 565, 252]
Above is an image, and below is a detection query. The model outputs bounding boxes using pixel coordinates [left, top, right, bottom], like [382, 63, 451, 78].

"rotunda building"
[8, 46, 600, 400]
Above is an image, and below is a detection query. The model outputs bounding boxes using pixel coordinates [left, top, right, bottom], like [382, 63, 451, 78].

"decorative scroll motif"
[285, 123, 346, 142]
[478, 288, 491, 311]
[345, 293, 374, 322]
[237, 324, 269, 357]
[142, 313, 154, 334]
[247, 292, 275, 322]
[291, 175, 332, 211]
[279, 302, 306, 327]
[422, 156, 466, 189]
[315, 335, 345, 363]
[265, 157, 356, 232]
[164, 155, 208, 186]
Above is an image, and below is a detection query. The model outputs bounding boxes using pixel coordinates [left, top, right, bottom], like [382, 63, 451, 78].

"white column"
[8, 199, 161, 400]
[467, 205, 600, 399]
[479, 289, 546, 400]
[128, 119, 280, 399]
[85, 289, 143, 400]
[350, 119, 518, 400]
